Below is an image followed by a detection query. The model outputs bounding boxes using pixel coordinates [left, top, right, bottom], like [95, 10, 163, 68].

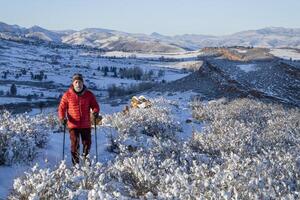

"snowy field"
[234, 49, 248, 54]
[237, 64, 257, 72]
[1, 38, 299, 199]
[0, 91, 201, 199]
[0, 39, 200, 198]
[0, 84, 59, 98]
[0, 97, 30, 105]
[0, 39, 194, 107]
[99, 50, 203, 60]
[270, 48, 300, 60]
[1, 93, 299, 199]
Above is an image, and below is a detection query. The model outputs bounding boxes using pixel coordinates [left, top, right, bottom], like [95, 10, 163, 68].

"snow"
[0, 90, 203, 199]
[0, 165, 28, 198]
[0, 38, 190, 90]
[0, 102, 123, 199]
[236, 49, 247, 53]
[0, 97, 27, 105]
[6, 36, 299, 198]
[1, 93, 299, 199]
[174, 60, 203, 67]
[237, 64, 257, 72]
[101, 50, 202, 59]
[270, 48, 300, 60]
[0, 84, 59, 98]
[147, 91, 203, 140]
[0, 97, 52, 105]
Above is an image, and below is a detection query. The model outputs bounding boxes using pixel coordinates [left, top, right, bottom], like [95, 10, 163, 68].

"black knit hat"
[72, 73, 83, 82]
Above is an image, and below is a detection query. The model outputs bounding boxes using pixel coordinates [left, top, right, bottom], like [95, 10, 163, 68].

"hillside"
[1, 95, 300, 199]
[1, 22, 300, 52]
[0, 21, 300, 199]
[155, 59, 300, 107]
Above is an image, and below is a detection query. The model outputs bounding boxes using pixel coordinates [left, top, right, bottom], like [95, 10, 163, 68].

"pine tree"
[10, 84, 17, 96]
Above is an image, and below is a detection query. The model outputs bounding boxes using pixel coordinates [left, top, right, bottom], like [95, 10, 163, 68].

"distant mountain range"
[1, 21, 300, 52]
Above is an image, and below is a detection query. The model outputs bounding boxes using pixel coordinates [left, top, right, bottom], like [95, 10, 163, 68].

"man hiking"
[58, 73, 100, 165]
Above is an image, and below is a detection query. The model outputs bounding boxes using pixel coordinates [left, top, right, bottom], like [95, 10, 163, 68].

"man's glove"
[60, 118, 67, 126]
[93, 112, 99, 119]
[93, 113, 102, 125]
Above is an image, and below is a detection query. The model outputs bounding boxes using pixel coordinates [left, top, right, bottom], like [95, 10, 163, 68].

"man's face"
[73, 80, 83, 92]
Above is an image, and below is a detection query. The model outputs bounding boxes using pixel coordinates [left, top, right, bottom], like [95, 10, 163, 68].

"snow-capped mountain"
[0, 22, 66, 43]
[212, 27, 300, 48]
[61, 28, 185, 52]
[0, 22, 25, 34]
[26, 25, 64, 42]
[1, 21, 300, 52]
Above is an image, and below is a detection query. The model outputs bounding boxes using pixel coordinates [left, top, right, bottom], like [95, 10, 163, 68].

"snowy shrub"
[190, 98, 300, 156]
[108, 97, 180, 138]
[105, 97, 181, 154]
[9, 161, 117, 200]
[0, 111, 56, 165]
[8, 138, 236, 199]
[10, 139, 201, 200]
[10, 98, 300, 199]
[188, 98, 300, 198]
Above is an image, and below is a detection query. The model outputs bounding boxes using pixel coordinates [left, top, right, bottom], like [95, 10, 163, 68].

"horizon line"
[1, 20, 300, 37]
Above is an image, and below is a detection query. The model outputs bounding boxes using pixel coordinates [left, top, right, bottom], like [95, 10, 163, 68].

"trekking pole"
[62, 123, 66, 161]
[94, 117, 98, 162]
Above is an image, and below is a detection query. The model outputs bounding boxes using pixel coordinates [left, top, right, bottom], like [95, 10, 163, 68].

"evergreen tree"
[10, 84, 17, 96]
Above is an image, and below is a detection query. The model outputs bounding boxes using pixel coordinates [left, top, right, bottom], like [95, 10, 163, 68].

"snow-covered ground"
[0, 91, 202, 199]
[237, 64, 257, 72]
[0, 39, 194, 106]
[0, 43, 197, 198]
[0, 84, 59, 98]
[1, 38, 299, 198]
[0, 97, 28, 105]
[147, 91, 203, 140]
[2, 93, 298, 199]
[98, 50, 203, 60]
[0, 97, 51, 105]
[0, 101, 122, 199]
[0, 125, 115, 198]
[270, 48, 300, 60]
[234, 49, 248, 53]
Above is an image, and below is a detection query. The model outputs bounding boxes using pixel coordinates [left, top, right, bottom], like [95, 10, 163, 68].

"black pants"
[69, 128, 91, 165]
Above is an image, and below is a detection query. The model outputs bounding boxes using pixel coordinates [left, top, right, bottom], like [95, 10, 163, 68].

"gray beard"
[74, 86, 83, 93]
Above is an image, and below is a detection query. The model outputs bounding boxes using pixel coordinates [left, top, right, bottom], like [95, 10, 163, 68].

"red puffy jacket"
[58, 86, 100, 129]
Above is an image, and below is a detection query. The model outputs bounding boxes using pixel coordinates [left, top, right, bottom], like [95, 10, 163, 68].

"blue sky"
[0, 0, 299, 36]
